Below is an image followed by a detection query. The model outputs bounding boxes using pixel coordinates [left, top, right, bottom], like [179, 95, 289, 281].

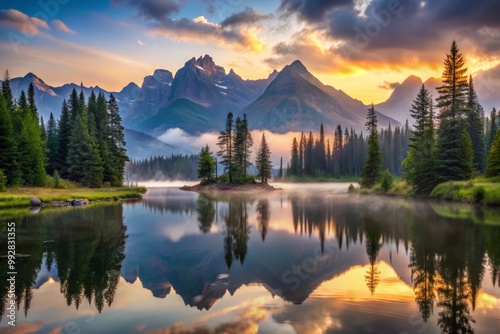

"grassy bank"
[0, 187, 147, 209]
[353, 179, 413, 197]
[352, 176, 500, 206]
[430, 179, 500, 205]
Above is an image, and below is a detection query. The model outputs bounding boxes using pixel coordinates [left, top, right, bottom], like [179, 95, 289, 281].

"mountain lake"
[1, 183, 500, 333]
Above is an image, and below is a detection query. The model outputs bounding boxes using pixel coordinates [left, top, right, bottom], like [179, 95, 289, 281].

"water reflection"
[0, 205, 126, 320]
[1, 189, 500, 333]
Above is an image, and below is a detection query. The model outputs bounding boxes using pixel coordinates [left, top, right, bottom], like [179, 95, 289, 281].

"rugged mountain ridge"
[6, 72, 141, 121]
[8, 56, 499, 138]
[244, 60, 399, 133]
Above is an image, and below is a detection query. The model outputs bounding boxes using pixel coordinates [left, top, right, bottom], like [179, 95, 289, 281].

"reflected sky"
[1, 185, 500, 333]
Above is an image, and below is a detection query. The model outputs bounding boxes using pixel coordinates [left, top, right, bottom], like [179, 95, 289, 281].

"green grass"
[430, 178, 500, 205]
[0, 186, 146, 209]
[353, 179, 413, 197]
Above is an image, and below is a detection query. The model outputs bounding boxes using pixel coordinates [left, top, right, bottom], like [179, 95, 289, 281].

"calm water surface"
[1, 183, 500, 334]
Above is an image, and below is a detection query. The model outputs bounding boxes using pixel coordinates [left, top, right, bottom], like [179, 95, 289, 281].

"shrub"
[472, 186, 486, 205]
[0, 169, 6, 192]
[348, 183, 355, 193]
[217, 174, 229, 183]
[53, 171, 61, 189]
[380, 169, 394, 193]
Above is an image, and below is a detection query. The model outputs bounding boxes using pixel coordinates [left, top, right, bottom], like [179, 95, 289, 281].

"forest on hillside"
[0, 73, 127, 189]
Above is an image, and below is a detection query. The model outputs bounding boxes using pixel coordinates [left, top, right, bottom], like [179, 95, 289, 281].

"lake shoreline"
[353, 179, 500, 207]
[0, 187, 146, 209]
[180, 182, 281, 193]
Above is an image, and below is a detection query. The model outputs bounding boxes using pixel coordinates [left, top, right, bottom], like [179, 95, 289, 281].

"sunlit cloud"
[148, 16, 266, 53]
[52, 19, 76, 34]
[0, 9, 50, 35]
[138, 38, 145, 46]
[0, 32, 152, 91]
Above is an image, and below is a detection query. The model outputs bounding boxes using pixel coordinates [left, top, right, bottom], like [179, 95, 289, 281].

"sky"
[1, 0, 500, 104]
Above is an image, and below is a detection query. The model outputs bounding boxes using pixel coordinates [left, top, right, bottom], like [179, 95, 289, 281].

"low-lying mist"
[158, 127, 306, 166]
[138, 180, 198, 188]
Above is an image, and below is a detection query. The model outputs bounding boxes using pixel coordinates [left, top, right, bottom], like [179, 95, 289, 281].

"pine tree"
[435, 40, 473, 182]
[67, 113, 103, 187]
[277, 157, 284, 179]
[466, 76, 486, 173]
[17, 91, 46, 186]
[487, 108, 498, 152]
[217, 113, 234, 183]
[87, 90, 98, 137]
[2, 70, 14, 112]
[46, 112, 59, 174]
[290, 137, 299, 176]
[317, 123, 326, 172]
[197, 145, 215, 184]
[233, 114, 253, 178]
[255, 133, 272, 183]
[107, 94, 127, 186]
[361, 104, 382, 188]
[486, 131, 500, 177]
[298, 132, 305, 175]
[57, 100, 71, 174]
[40, 116, 46, 141]
[403, 85, 438, 194]
[0, 93, 21, 185]
[95, 92, 113, 184]
[28, 83, 37, 116]
[68, 88, 80, 127]
[304, 132, 314, 176]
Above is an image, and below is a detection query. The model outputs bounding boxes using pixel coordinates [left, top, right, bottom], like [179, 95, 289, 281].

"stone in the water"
[30, 197, 42, 207]
[71, 199, 89, 207]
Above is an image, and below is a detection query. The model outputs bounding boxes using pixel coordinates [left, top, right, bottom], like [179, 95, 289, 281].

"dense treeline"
[404, 41, 500, 194]
[126, 155, 199, 181]
[286, 121, 410, 179]
[286, 40, 500, 195]
[0, 70, 127, 188]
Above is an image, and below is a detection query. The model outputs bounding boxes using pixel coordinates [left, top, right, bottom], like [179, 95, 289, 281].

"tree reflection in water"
[0, 204, 126, 319]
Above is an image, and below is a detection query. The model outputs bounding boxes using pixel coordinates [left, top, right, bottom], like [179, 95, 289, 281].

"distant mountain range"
[5, 56, 500, 157]
[374, 64, 500, 123]
[374, 75, 442, 123]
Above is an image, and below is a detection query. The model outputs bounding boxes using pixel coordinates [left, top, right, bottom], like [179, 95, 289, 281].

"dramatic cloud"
[118, 1, 266, 52]
[149, 16, 266, 52]
[279, 0, 352, 23]
[0, 9, 50, 35]
[268, 0, 500, 75]
[112, 0, 182, 21]
[220, 7, 273, 28]
[52, 19, 76, 34]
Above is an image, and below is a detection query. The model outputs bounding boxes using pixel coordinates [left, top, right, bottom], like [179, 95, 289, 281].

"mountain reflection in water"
[1, 186, 500, 333]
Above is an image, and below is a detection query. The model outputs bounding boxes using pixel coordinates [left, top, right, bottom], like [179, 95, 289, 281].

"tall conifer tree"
[435, 41, 473, 182]
[361, 104, 382, 188]
[255, 133, 272, 183]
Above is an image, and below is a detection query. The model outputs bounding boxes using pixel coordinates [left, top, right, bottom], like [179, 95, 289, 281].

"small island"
[182, 113, 280, 193]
